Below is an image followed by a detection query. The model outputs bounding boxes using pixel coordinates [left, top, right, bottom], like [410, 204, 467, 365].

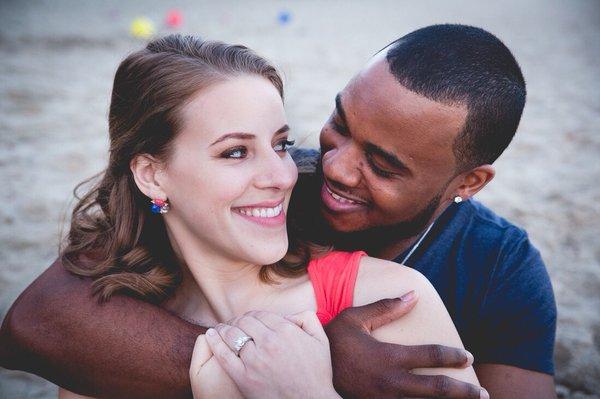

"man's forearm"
[0, 259, 204, 399]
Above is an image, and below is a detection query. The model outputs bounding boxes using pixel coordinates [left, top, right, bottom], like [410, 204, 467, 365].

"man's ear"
[455, 164, 495, 200]
[130, 154, 167, 200]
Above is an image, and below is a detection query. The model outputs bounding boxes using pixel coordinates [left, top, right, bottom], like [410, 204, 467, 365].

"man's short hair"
[385, 24, 526, 171]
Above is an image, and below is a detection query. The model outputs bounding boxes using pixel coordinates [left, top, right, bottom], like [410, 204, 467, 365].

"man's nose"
[322, 141, 363, 188]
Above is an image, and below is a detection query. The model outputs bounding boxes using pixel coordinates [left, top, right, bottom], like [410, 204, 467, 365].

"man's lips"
[320, 182, 368, 213]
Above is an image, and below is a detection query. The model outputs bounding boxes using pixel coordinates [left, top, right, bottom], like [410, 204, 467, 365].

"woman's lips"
[232, 202, 286, 227]
[320, 183, 367, 213]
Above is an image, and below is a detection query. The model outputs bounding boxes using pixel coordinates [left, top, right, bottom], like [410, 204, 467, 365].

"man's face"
[318, 56, 468, 236]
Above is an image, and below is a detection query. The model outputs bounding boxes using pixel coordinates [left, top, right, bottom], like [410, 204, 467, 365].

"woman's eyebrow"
[273, 124, 290, 136]
[210, 124, 289, 146]
[210, 132, 255, 146]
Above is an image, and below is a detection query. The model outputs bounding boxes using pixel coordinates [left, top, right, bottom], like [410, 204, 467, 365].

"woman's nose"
[254, 150, 298, 190]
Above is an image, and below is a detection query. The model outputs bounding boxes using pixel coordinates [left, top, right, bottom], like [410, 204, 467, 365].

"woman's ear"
[130, 154, 167, 200]
[455, 164, 495, 200]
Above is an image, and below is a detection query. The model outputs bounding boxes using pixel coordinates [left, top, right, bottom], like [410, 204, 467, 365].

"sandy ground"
[0, 0, 598, 398]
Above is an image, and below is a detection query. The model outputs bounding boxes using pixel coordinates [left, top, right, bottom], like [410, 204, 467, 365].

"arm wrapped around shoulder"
[354, 256, 480, 384]
[1, 257, 204, 399]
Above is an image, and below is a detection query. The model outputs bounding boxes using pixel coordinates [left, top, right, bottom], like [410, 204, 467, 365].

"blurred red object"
[165, 9, 183, 28]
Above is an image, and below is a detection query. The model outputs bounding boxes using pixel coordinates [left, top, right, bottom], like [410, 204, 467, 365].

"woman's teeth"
[326, 185, 357, 204]
[237, 204, 283, 218]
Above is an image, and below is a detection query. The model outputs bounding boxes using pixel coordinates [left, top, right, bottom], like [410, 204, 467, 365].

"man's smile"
[320, 180, 369, 213]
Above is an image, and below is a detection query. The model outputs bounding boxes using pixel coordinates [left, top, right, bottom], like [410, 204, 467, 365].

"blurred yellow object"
[130, 17, 155, 39]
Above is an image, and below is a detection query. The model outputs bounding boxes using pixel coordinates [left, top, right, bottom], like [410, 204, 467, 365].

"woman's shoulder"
[308, 249, 364, 267]
[353, 256, 435, 307]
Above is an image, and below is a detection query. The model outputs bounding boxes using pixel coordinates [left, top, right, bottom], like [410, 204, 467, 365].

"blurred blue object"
[277, 10, 292, 25]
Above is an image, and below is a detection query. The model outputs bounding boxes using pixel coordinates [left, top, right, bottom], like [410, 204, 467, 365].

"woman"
[58, 34, 480, 398]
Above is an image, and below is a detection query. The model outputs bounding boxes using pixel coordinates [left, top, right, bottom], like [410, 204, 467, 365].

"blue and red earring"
[150, 198, 170, 214]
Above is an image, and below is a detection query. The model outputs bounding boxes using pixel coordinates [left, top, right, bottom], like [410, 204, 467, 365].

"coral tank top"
[307, 250, 367, 325]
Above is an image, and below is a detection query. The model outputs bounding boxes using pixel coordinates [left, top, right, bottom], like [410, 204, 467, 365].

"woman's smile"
[232, 200, 286, 227]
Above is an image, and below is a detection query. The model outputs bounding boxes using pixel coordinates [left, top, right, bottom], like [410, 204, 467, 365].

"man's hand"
[325, 292, 488, 399]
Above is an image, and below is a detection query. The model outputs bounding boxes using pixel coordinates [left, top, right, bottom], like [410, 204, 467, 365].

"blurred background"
[0, 0, 598, 398]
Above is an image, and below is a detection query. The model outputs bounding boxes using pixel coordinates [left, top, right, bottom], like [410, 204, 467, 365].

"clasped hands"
[190, 295, 485, 399]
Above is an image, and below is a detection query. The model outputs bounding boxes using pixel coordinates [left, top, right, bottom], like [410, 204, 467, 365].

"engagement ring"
[233, 335, 253, 356]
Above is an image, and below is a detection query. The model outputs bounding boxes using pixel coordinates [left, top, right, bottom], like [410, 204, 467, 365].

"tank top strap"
[307, 250, 367, 325]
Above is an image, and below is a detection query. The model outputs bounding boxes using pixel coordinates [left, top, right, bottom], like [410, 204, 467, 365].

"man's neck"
[371, 234, 421, 261]
[330, 202, 452, 263]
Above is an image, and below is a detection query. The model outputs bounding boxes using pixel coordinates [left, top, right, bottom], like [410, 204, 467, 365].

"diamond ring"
[232, 335, 253, 356]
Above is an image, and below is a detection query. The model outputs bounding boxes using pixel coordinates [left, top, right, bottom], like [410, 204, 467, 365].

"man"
[0, 24, 556, 398]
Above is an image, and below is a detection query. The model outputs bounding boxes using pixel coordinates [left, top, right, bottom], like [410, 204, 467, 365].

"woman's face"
[159, 75, 298, 267]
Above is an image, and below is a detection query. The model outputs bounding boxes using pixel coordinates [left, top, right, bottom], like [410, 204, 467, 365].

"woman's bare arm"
[353, 257, 480, 384]
[0, 258, 203, 399]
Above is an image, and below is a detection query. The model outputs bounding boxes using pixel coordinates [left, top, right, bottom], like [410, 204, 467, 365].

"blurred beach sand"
[1, 0, 599, 397]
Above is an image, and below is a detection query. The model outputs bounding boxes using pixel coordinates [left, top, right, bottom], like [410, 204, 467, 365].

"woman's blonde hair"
[62, 35, 328, 303]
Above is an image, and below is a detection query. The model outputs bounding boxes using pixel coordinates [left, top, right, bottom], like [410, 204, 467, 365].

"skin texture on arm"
[475, 364, 557, 399]
[58, 388, 96, 399]
[0, 258, 203, 399]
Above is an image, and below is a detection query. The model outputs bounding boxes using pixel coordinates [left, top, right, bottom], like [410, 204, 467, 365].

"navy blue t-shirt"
[393, 199, 557, 374]
[289, 148, 557, 375]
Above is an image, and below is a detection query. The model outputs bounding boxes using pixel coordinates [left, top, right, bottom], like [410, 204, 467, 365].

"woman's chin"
[250, 240, 289, 266]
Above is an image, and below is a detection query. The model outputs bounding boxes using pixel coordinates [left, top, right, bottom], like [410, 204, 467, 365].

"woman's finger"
[204, 328, 246, 375]
[235, 313, 277, 342]
[246, 310, 291, 331]
[284, 311, 328, 342]
[189, 334, 211, 378]
[214, 323, 257, 358]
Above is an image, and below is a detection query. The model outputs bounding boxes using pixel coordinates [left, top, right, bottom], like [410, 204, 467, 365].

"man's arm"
[0, 258, 203, 399]
[475, 364, 556, 399]
[325, 295, 486, 399]
[1, 257, 482, 399]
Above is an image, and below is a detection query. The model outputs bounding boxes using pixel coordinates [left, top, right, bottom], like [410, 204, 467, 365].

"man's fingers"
[399, 344, 473, 369]
[284, 311, 328, 342]
[396, 373, 488, 399]
[204, 328, 245, 375]
[340, 291, 418, 332]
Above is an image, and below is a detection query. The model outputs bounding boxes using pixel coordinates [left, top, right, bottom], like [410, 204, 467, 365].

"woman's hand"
[190, 333, 242, 398]
[203, 310, 340, 399]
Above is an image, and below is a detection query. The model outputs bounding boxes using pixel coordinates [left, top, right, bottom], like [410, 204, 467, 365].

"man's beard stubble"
[327, 191, 442, 256]
[314, 160, 444, 256]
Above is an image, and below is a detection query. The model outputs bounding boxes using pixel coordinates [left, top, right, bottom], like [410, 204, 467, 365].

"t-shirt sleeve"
[473, 229, 557, 374]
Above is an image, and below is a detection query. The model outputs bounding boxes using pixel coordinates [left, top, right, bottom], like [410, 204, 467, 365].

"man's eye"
[331, 118, 350, 137]
[221, 147, 247, 159]
[366, 153, 394, 178]
[274, 139, 295, 152]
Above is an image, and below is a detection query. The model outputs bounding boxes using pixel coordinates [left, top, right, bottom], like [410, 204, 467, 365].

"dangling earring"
[151, 198, 170, 214]
[453, 196, 463, 204]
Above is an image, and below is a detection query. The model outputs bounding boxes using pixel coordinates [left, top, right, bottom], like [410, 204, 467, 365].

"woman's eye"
[221, 147, 247, 159]
[274, 139, 295, 152]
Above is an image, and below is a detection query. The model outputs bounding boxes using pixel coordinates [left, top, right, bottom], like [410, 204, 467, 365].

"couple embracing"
[0, 24, 556, 399]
